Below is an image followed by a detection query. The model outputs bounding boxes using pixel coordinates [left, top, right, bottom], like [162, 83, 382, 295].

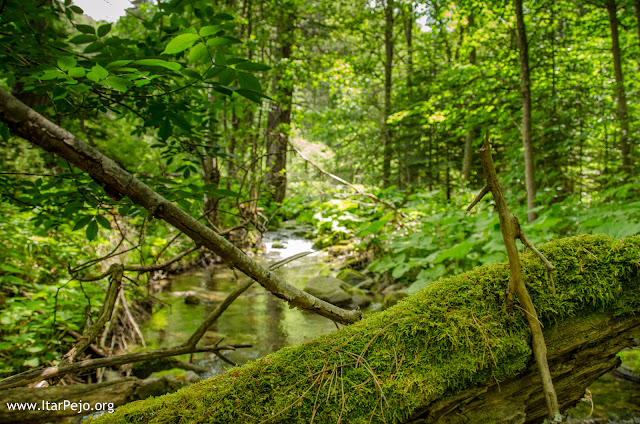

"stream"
[141, 225, 640, 423]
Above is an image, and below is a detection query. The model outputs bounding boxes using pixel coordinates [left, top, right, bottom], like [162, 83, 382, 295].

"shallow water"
[142, 225, 339, 375]
[141, 226, 640, 421]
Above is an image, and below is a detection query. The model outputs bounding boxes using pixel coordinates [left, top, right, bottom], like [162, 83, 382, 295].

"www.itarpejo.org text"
[5, 400, 115, 414]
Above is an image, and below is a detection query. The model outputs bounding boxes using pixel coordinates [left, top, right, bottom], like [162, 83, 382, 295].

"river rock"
[305, 276, 352, 306]
[184, 294, 201, 305]
[272, 240, 285, 249]
[350, 288, 372, 309]
[336, 268, 368, 286]
[355, 278, 376, 290]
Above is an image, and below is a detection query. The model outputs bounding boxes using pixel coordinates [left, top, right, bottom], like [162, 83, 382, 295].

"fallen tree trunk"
[83, 234, 640, 424]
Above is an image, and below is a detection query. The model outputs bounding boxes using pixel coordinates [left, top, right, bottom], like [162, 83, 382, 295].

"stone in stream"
[271, 240, 285, 249]
[304, 276, 352, 306]
[336, 268, 368, 286]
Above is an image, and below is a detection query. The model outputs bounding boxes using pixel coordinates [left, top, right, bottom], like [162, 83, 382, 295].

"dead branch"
[61, 265, 123, 364]
[290, 142, 409, 220]
[466, 133, 561, 422]
[0, 87, 361, 326]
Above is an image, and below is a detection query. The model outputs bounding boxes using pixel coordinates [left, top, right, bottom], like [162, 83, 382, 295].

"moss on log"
[86, 234, 640, 424]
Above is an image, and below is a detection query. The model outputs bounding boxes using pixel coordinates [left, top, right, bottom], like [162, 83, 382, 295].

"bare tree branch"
[0, 87, 361, 326]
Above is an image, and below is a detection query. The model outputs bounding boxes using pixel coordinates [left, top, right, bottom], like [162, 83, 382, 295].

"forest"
[0, 0, 639, 422]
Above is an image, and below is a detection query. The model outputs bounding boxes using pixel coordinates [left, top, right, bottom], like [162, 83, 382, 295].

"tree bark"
[264, 5, 294, 204]
[635, 0, 640, 59]
[461, 13, 477, 185]
[605, 0, 632, 175]
[0, 88, 361, 327]
[514, 0, 537, 222]
[382, 0, 394, 186]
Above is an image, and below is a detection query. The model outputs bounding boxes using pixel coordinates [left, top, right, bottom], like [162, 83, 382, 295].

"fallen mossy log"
[86, 234, 640, 424]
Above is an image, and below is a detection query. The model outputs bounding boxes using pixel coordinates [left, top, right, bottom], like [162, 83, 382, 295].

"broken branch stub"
[467, 132, 561, 422]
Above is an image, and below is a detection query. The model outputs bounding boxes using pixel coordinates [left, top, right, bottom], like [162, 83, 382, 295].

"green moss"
[87, 234, 640, 424]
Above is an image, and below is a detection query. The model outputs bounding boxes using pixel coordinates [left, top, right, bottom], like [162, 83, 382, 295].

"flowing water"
[142, 225, 339, 375]
[141, 226, 640, 422]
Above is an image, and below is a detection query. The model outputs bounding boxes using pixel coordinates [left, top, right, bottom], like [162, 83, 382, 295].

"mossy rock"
[87, 235, 640, 424]
[337, 268, 368, 286]
[304, 276, 352, 306]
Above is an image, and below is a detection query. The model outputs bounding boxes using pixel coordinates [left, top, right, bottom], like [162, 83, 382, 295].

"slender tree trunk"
[405, 4, 413, 99]
[202, 92, 220, 228]
[461, 13, 477, 185]
[635, 0, 640, 56]
[382, 0, 394, 186]
[264, 6, 294, 204]
[514, 0, 537, 222]
[605, 0, 632, 175]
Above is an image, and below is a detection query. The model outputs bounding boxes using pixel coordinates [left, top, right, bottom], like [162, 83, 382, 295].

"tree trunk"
[605, 0, 632, 175]
[382, 0, 394, 186]
[461, 13, 477, 186]
[635, 0, 640, 57]
[264, 7, 294, 204]
[514, 0, 537, 222]
[202, 92, 220, 228]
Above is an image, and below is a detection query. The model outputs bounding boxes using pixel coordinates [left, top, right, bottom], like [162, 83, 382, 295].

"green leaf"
[218, 68, 235, 85]
[106, 60, 133, 70]
[162, 33, 201, 55]
[199, 25, 223, 37]
[91, 64, 108, 80]
[181, 69, 202, 80]
[214, 13, 234, 20]
[23, 358, 40, 368]
[210, 189, 243, 198]
[235, 61, 271, 71]
[392, 262, 412, 279]
[68, 67, 86, 78]
[86, 71, 99, 83]
[434, 242, 475, 264]
[97, 23, 112, 37]
[69, 5, 83, 13]
[76, 24, 95, 34]
[69, 34, 97, 44]
[133, 59, 182, 71]
[100, 76, 130, 92]
[188, 43, 209, 63]
[86, 220, 99, 241]
[206, 37, 239, 47]
[72, 215, 93, 231]
[95, 215, 111, 229]
[57, 56, 77, 71]
[356, 219, 388, 237]
[236, 88, 270, 104]
[84, 41, 103, 54]
[237, 71, 261, 91]
[158, 119, 173, 141]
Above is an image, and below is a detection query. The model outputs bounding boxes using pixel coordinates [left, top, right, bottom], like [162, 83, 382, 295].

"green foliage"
[0, 207, 103, 375]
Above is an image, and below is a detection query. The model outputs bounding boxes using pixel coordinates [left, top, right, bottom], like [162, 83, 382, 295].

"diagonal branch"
[290, 142, 409, 220]
[467, 132, 560, 422]
[0, 87, 361, 326]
